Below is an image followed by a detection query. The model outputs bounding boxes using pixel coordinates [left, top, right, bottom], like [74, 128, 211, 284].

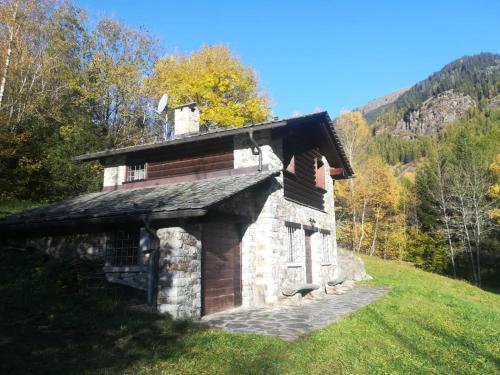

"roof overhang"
[0, 209, 208, 235]
[73, 111, 354, 177]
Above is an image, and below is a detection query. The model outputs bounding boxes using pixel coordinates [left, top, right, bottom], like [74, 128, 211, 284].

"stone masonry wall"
[233, 131, 338, 307]
[156, 225, 202, 319]
[23, 231, 150, 291]
[18, 224, 204, 319]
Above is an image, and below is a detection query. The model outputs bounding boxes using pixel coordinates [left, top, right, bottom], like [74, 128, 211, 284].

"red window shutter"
[330, 167, 344, 179]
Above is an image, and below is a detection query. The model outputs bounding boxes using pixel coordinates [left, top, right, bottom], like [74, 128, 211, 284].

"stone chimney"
[167, 102, 200, 137]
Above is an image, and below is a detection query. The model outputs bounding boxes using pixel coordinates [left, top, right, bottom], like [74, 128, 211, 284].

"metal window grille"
[106, 229, 140, 266]
[286, 225, 299, 263]
[127, 164, 145, 181]
[322, 233, 331, 263]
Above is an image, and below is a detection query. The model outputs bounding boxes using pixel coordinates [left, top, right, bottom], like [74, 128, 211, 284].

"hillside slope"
[357, 86, 411, 116]
[364, 52, 500, 134]
[1, 248, 498, 374]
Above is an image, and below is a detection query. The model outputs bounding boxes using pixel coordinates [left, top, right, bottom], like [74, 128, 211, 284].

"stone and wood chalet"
[1, 104, 354, 319]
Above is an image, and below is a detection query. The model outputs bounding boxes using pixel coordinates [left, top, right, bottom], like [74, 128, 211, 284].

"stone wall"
[232, 131, 338, 307]
[156, 225, 202, 319]
[22, 230, 150, 291]
[16, 224, 204, 319]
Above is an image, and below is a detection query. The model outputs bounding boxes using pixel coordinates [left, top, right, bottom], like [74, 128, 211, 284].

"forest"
[1, 0, 499, 290]
[0, 0, 270, 202]
[335, 108, 499, 289]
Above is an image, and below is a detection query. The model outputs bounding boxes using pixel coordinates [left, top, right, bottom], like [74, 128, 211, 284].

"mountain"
[357, 86, 411, 116]
[362, 53, 500, 135]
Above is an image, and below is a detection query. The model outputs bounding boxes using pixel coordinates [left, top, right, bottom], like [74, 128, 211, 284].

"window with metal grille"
[321, 232, 331, 263]
[286, 223, 300, 263]
[106, 229, 140, 266]
[127, 163, 146, 182]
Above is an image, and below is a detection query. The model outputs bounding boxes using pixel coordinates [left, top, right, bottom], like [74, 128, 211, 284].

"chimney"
[167, 102, 200, 137]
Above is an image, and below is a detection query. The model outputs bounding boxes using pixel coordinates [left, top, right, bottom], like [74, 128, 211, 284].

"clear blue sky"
[77, 0, 500, 118]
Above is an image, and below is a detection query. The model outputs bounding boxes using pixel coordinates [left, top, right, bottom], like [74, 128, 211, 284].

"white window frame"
[285, 223, 302, 265]
[127, 163, 146, 182]
[321, 231, 331, 264]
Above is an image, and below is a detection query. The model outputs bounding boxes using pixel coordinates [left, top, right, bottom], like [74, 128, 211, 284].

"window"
[286, 223, 301, 263]
[106, 229, 140, 266]
[321, 231, 331, 263]
[127, 163, 146, 182]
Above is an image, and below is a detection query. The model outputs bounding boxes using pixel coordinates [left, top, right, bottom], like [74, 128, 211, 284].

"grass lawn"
[0, 249, 498, 375]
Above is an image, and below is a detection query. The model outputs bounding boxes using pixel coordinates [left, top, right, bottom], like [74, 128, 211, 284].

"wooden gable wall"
[282, 132, 326, 210]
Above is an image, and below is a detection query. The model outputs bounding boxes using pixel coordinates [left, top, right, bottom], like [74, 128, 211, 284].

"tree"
[79, 18, 158, 147]
[416, 146, 458, 277]
[144, 45, 270, 127]
[337, 156, 401, 257]
[448, 129, 492, 287]
[335, 111, 370, 251]
[0, 0, 18, 108]
[487, 153, 500, 225]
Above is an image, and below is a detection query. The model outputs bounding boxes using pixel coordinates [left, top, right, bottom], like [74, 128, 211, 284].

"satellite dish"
[156, 94, 169, 114]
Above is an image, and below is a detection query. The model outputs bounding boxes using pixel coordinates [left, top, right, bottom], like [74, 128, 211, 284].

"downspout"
[142, 214, 160, 310]
[248, 129, 262, 172]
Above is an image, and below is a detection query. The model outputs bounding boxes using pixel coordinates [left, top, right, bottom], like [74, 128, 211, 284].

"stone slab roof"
[73, 111, 353, 178]
[0, 171, 279, 230]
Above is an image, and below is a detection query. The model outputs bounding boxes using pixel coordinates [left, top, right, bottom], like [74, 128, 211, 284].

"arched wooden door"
[202, 222, 242, 315]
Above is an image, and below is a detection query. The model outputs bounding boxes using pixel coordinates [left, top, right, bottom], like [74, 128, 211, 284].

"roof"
[74, 111, 353, 176]
[0, 170, 279, 231]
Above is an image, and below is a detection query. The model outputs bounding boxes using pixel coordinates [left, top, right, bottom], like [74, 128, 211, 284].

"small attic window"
[127, 163, 146, 182]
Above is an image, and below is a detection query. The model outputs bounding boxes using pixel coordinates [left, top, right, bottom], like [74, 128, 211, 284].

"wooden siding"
[202, 222, 242, 315]
[283, 148, 325, 210]
[143, 138, 234, 180]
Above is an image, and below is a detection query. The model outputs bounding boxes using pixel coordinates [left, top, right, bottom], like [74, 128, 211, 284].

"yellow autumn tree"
[355, 157, 401, 256]
[335, 111, 370, 250]
[487, 153, 500, 224]
[336, 155, 404, 258]
[144, 45, 270, 127]
[335, 111, 370, 165]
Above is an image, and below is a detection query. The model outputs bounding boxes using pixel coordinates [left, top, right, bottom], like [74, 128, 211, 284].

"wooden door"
[202, 222, 242, 315]
[305, 230, 313, 284]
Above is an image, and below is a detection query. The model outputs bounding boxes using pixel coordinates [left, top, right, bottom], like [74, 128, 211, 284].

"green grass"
[1, 249, 498, 375]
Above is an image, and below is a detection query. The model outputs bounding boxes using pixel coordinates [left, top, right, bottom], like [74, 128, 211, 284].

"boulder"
[327, 273, 347, 286]
[337, 248, 372, 281]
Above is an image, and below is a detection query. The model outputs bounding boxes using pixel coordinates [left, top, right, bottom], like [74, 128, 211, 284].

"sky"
[76, 0, 500, 118]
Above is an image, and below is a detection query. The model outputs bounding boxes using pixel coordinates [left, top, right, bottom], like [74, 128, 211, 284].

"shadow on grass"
[365, 302, 499, 372]
[411, 311, 500, 369]
[0, 247, 203, 375]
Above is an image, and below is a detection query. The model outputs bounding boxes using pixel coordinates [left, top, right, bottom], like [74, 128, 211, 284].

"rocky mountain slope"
[357, 86, 411, 116]
[362, 53, 500, 135]
[392, 90, 475, 134]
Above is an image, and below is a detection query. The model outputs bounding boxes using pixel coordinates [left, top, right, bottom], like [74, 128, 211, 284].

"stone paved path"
[200, 286, 389, 340]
